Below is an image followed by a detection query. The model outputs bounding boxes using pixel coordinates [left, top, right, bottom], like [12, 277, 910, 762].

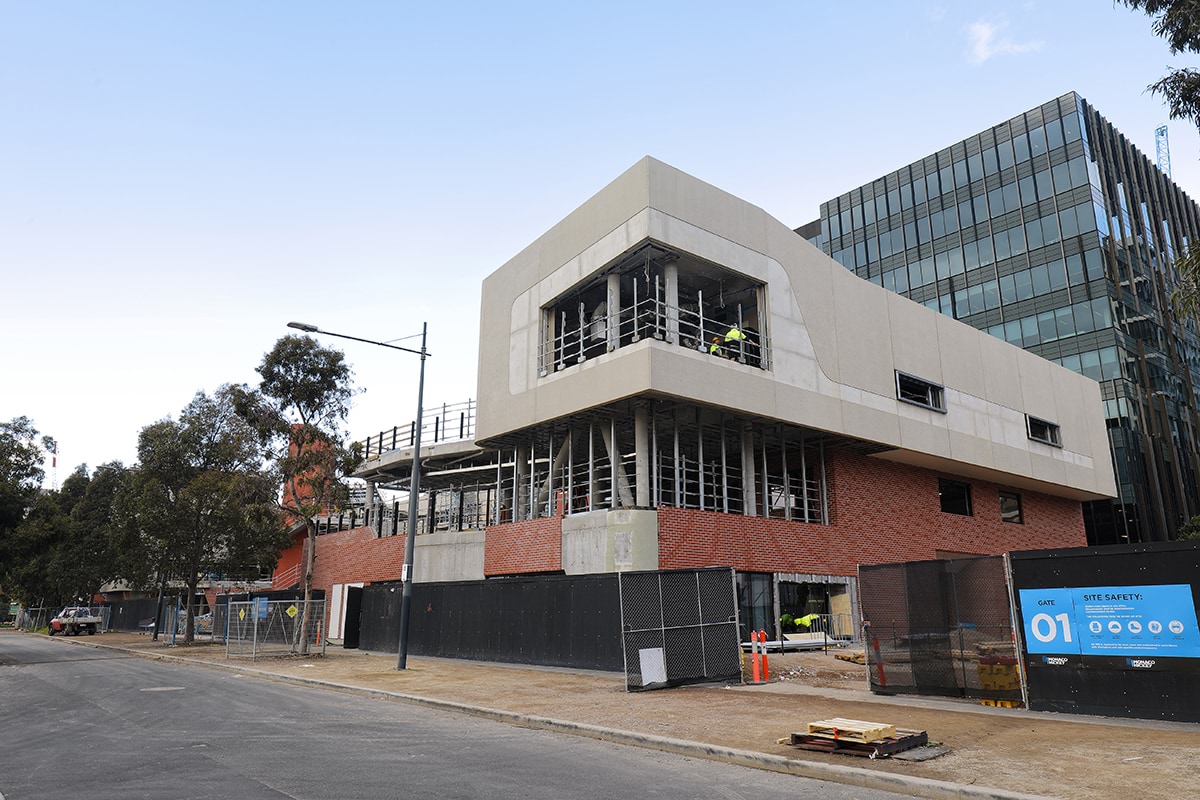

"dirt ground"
[68, 633, 1200, 800]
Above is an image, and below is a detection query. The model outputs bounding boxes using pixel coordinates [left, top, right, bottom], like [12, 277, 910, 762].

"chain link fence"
[619, 567, 742, 691]
[225, 599, 326, 659]
[859, 556, 1020, 702]
[15, 606, 112, 633]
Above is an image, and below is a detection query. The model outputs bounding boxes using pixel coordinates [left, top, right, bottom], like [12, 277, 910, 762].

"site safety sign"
[1018, 584, 1200, 660]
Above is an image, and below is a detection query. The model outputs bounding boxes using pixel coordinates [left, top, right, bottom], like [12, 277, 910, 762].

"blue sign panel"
[253, 597, 269, 621]
[1019, 584, 1200, 658]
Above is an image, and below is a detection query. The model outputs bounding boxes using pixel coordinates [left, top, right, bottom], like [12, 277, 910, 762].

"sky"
[3, 1, 1198, 485]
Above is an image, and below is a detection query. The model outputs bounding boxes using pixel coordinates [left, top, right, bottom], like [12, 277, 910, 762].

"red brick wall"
[657, 450, 1086, 576]
[301, 526, 408, 599]
[484, 516, 563, 576]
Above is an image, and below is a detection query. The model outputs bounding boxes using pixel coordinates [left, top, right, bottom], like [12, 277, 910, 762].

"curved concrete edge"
[39, 635, 1057, 800]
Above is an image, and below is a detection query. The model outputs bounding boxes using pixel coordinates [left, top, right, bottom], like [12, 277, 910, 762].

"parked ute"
[48, 607, 101, 636]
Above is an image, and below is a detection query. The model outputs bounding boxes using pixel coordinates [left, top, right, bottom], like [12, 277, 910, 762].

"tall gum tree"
[233, 335, 360, 655]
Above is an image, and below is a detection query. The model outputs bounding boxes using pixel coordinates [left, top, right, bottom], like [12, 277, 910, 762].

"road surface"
[0, 633, 907, 800]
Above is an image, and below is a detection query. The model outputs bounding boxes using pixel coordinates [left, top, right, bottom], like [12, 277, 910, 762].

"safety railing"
[538, 294, 769, 376]
[359, 399, 476, 461]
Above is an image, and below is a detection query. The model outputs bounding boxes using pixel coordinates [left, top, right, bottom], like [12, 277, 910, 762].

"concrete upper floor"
[475, 157, 1117, 502]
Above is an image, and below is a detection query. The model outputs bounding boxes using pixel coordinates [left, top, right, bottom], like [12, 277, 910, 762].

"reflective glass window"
[866, 236, 878, 261]
[1060, 205, 1079, 238]
[1046, 119, 1064, 150]
[900, 183, 913, 210]
[852, 203, 863, 228]
[1051, 162, 1071, 194]
[1055, 307, 1074, 339]
[954, 160, 969, 187]
[1013, 132, 1031, 162]
[1048, 259, 1067, 290]
[948, 247, 964, 275]
[964, 240, 979, 269]
[876, 195, 888, 220]
[1042, 215, 1060, 246]
[1037, 310, 1057, 342]
[977, 237, 995, 266]
[1019, 175, 1037, 205]
[1029, 126, 1047, 157]
[1015, 269, 1034, 301]
[983, 280, 1000, 310]
[1062, 113, 1082, 143]
[973, 194, 988, 222]
[1002, 182, 1020, 211]
[968, 284, 985, 314]
[935, 250, 950, 279]
[997, 138, 1015, 169]
[918, 215, 932, 242]
[926, 172, 939, 198]
[1080, 350, 1102, 381]
[829, 214, 841, 239]
[1004, 319, 1021, 343]
[931, 210, 945, 239]
[1021, 315, 1039, 346]
[1035, 169, 1053, 199]
[1093, 297, 1112, 328]
[914, 178, 927, 205]
[1066, 253, 1085, 285]
[943, 205, 958, 231]
[983, 148, 999, 175]
[1068, 157, 1089, 188]
[1073, 302, 1095, 335]
[887, 189, 900, 213]
[905, 221, 917, 247]
[967, 153, 983, 181]
[1026, 218, 1044, 249]
[894, 265, 909, 293]
[864, 199, 875, 225]
[1099, 347, 1120, 379]
[959, 199, 974, 226]
[1009, 224, 1026, 256]
[994, 229, 1011, 259]
[1077, 203, 1099, 233]
[988, 187, 1005, 216]
[1031, 263, 1050, 294]
[940, 165, 954, 193]
[999, 273, 1016, 303]
[1085, 249, 1104, 281]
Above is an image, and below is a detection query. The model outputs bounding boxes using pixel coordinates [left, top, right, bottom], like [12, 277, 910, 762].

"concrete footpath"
[24, 632, 1199, 800]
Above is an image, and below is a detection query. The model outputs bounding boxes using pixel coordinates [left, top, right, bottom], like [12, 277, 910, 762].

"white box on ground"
[639, 647, 667, 686]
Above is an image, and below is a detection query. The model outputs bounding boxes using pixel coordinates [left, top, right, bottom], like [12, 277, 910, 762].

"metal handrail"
[359, 399, 476, 460]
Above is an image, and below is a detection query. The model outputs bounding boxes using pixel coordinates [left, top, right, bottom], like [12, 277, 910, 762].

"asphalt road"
[0, 634, 908, 800]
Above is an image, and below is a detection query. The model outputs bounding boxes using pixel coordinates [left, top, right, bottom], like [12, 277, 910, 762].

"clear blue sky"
[2, 1, 1195, 482]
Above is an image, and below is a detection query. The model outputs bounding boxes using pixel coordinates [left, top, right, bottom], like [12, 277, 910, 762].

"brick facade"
[270, 526, 408, 601]
[483, 515, 563, 576]
[657, 449, 1086, 576]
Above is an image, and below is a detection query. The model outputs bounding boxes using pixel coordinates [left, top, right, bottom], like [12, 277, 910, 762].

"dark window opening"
[939, 478, 972, 516]
[896, 371, 946, 412]
[999, 491, 1023, 524]
[1026, 416, 1062, 447]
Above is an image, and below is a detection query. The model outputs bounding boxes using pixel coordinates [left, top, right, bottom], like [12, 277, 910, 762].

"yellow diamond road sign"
[286, 604, 298, 619]
[238, 608, 245, 621]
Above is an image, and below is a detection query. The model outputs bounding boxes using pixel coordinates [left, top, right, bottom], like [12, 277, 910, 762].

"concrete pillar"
[515, 445, 530, 520]
[741, 423, 757, 516]
[664, 262, 679, 344]
[634, 402, 650, 508]
[607, 272, 621, 352]
[601, 421, 634, 507]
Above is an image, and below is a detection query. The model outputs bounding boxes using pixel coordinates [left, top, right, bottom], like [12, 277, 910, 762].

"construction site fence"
[225, 599, 326, 659]
[15, 606, 112, 633]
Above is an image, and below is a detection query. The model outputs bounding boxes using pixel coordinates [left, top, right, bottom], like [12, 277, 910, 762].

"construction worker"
[708, 335, 724, 357]
[723, 325, 748, 359]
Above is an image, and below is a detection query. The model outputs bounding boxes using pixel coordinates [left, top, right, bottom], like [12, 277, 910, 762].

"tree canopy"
[233, 334, 360, 653]
[1123, 1, 1200, 128]
[120, 388, 288, 641]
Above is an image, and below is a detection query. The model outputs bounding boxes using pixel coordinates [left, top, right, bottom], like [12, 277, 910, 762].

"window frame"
[938, 478, 973, 516]
[895, 371, 947, 413]
[999, 490, 1024, 524]
[1026, 415, 1062, 447]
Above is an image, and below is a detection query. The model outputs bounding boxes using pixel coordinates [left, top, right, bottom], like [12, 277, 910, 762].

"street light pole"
[397, 322, 427, 669]
[286, 321, 430, 670]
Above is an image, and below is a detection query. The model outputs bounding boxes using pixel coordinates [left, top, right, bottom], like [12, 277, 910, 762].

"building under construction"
[282, 157, 1116, 639]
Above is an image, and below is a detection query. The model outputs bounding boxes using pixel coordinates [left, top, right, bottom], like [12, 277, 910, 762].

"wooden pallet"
[806, 718, 897, 744]
[788, 728, 928, 758]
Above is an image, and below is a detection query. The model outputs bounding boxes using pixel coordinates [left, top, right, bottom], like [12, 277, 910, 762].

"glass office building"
[805, 92, 1200, 545]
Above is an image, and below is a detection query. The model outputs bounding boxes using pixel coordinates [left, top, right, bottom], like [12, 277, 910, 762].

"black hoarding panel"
[1011, 541, 1200, 722]
[356, 574, 623, 672]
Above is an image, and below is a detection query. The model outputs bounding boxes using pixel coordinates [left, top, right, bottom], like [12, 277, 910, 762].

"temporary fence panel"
[858, 556, 1019, 702]
[225, 599, 327, 659]
[618, 567, 742, 691]
[357, 573, 623, 671]
[1010, 541, 1200, 722]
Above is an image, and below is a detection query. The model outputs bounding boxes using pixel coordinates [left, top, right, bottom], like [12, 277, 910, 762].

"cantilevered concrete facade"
[478, 156, 1115, 502]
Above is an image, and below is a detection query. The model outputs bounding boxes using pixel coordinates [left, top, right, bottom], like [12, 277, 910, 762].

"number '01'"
[1031, 613, 1073, 643]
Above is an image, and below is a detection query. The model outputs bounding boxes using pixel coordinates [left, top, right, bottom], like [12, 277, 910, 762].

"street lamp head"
[287, 321, 319, 333]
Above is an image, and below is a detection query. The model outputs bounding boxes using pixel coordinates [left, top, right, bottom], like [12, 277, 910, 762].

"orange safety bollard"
[759, 628, 769, 682]
[750, 630, 761, 683]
